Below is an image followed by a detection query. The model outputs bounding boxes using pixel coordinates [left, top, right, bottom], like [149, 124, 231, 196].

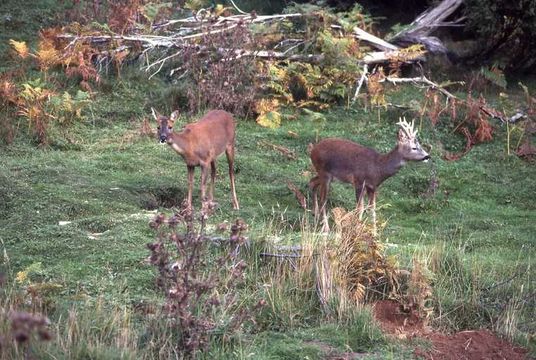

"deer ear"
[397, 129, 407, 142]
[170, 110, 180, 122]
[151, 107, 159, 121]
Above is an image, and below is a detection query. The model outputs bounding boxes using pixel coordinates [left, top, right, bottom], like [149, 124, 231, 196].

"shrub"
[147, 209, 263, 357]
[463, 0, 536, 71]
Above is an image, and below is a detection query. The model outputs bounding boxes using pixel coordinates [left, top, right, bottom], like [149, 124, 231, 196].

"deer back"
[170, 110, 235, 165]
[311, 138, 386, 187]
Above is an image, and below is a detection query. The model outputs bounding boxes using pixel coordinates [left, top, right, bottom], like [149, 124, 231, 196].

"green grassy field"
[1, 77, 535, 358]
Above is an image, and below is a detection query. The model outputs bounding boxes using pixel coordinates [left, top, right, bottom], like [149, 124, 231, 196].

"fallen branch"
[286, 181, 307, 210]
[351, 63, 368, 103]
[57, 10, 427, 78]
[259, 252, 303, 259]
[360, 48, 425, 65]
[259, 245, 315, 260]
[382, 0, 466, 57]
[258, 140, 298, 160]
[392, 0, 465, 41]
[352, 26, 398, 51]
[382, 75, 506, 122]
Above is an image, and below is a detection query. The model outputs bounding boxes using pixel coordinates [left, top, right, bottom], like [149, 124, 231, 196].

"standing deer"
[309, 118, 430, 234]
[152, 108, 239, 211]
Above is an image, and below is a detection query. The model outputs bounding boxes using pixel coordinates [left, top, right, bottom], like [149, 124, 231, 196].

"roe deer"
[152, 108, 239, 211]
[309, 119, 430, 234]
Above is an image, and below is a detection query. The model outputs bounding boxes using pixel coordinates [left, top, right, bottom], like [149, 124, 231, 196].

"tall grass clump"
[255, 222, 323, 331]
[429, 240, 488, 331]
[0, 269, 141, 360]
[0, 269, 53, 360]
[255, 209, 402, 350]
[428, 236, 535, 355]
[47, 299, 140, 359]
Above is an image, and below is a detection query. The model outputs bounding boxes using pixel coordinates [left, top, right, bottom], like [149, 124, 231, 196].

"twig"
[228, 0, 248, 15]
[181, 23, 239, 40]
[482, 270, 528, 293]
[143, 49, 183, 72]
[287, 181, 307, 209]
[259, 252, 303, 258]
[351, 63, 368, 104]
[258, 140, 297, 160]
[382, 75, 506, 122]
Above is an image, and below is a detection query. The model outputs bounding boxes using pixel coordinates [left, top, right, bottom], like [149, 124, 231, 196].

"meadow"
[1, 75, 535, 358]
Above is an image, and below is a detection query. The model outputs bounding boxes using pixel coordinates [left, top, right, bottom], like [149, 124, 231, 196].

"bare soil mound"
[416, 330, 529, 360]
[373, 299, 425, 338]
[372, 300, 530, 360]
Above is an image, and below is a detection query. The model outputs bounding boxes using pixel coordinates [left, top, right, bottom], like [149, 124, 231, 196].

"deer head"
[152, 108, 180, 144]
[396, 118, 430, 162]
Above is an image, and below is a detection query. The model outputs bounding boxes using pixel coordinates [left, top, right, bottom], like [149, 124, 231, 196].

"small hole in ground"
[138, 186, 185, 210]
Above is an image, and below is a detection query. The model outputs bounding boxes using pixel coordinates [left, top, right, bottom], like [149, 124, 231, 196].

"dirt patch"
[138, 186, 185, 210]
[372, 300, 530, 360]
[372, 300, 426, 338]
[415, 330, 529, 360]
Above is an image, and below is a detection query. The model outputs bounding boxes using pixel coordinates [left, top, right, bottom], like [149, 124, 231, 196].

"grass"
[1, 87, 534, 356]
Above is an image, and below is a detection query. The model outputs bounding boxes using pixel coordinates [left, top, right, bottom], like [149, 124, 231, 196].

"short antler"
[151, 107, 159, 120]
[397, 117, 418, 139]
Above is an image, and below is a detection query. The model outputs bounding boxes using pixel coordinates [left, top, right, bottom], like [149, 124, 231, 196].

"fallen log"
[390, 0, 465, 56]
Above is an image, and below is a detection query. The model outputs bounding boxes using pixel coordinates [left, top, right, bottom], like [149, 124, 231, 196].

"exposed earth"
[372, 300, 530, 360]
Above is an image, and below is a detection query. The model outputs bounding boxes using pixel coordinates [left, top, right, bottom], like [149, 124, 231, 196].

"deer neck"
[378, 146, 406, 183]
[168, 133, 189, 156]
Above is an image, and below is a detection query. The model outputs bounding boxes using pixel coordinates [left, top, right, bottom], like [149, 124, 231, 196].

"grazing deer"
[309, 118, 430, 234]
[152, 108, 239, 211]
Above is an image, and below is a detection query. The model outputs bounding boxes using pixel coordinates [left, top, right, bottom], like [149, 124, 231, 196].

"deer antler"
[397, 117, 418, 138]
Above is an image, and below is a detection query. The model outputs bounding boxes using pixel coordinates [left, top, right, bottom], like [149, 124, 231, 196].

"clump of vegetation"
[429, 238, 533, 349]
[464, 0, 536, 71]
[1, 37, 91, 145]
[0, 271, 53, 360]
[182, 22, 258, 116]
[147, 209, 263, 357]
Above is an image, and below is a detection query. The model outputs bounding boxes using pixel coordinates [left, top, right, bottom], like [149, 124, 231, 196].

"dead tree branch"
[392, 0, 465, 40]
[391, 0, 465, 54]
[382, 75, 506, 122]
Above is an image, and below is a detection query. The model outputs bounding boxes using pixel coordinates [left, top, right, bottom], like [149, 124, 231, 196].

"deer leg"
[225, 145, 239, 210]
[319, 176, 332, 233]
[355, 182, 366, 220]
[186, 165, 195, 210]
[200, 162, 209, 210]
[209, 160, 216, 205]
[309, 176, 320, 218]
[367, 188, 377, 236]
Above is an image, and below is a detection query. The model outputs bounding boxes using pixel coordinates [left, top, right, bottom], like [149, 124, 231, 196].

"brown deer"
[309, 118, 430, 234]
[152, 108, 239, 211]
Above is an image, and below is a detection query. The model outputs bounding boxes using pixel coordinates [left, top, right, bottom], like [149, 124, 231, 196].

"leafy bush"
[1, 38, 91, 145]
[463, 0, 536, 71]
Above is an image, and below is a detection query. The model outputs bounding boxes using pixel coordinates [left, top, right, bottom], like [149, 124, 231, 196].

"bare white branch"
[352, 63, 368, 104]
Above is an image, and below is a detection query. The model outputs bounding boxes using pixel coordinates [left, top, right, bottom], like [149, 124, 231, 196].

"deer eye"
[157, 126, 161, 130]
